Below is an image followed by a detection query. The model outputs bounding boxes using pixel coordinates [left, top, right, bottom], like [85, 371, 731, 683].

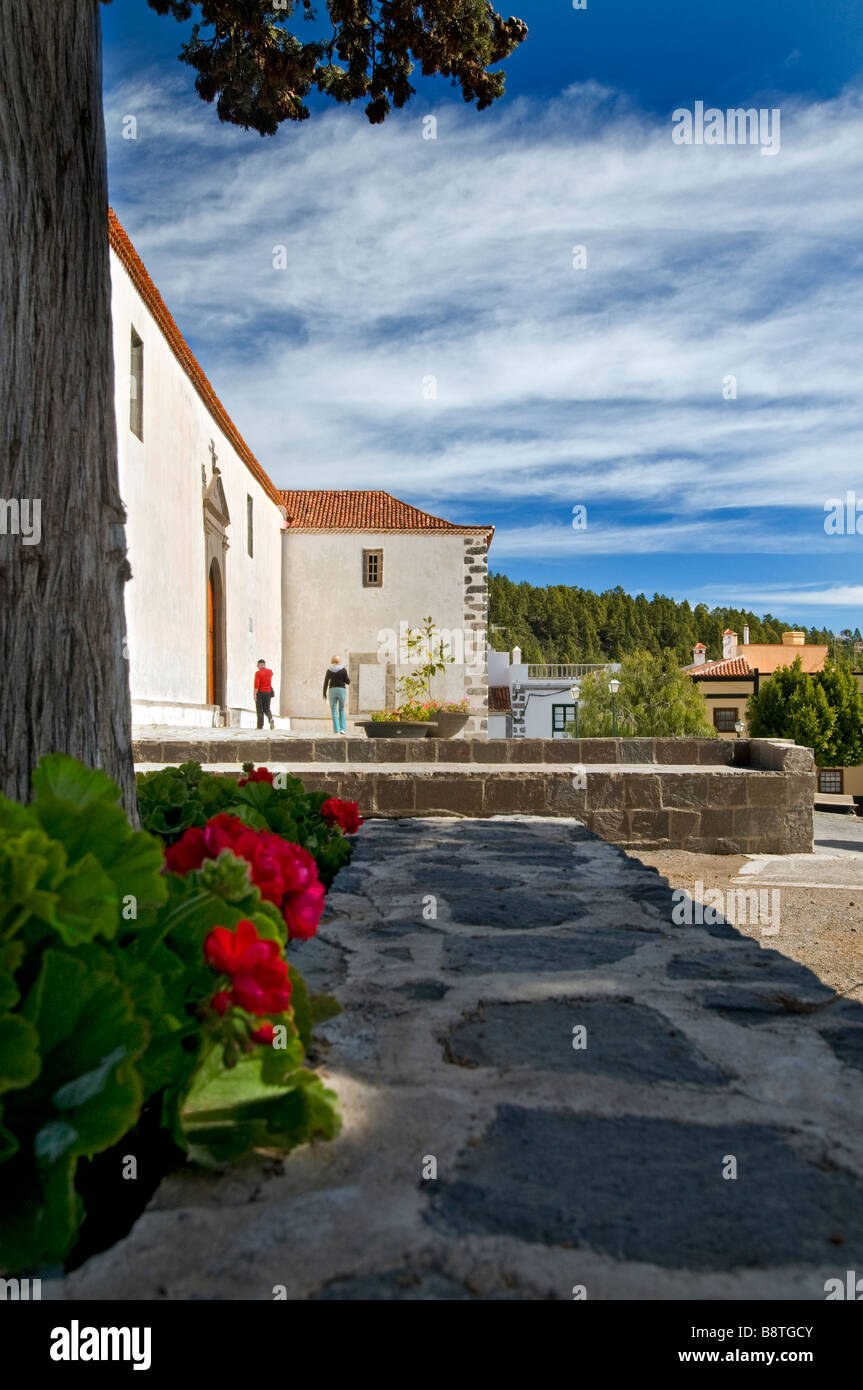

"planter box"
[359, 720, 439, 740]
[426, 712, 470, 739]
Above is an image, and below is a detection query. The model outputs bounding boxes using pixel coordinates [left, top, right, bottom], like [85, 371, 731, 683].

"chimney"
[692, 642, 707, 667]
[781, 631, 805, 647]
[743, 625, 750, 646]
[722, 629, 738, 660]
[511, 646, 522, 665]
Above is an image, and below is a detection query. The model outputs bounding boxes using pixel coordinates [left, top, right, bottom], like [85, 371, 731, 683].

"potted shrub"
[426, 699, 472, 738]
[359, 704, 439, 739]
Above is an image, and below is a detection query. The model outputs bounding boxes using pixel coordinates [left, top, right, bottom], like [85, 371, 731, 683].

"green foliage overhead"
[489, 573, 855, 668]
[129, 1, 528, 132]
[747, 659, 863, 767]
[571, 650, 716, 739]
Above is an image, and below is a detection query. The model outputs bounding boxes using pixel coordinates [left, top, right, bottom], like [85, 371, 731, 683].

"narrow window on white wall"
[130, 327, 143, 440]
[363, 548, 382, 587]
[247, 494, 254, 558]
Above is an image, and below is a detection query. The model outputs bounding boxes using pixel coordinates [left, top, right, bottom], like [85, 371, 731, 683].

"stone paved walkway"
[55, 818, 863, 1301]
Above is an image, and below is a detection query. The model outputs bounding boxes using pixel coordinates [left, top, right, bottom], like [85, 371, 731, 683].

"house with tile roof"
[109, 212, 492, 733]
[279, 490, 491, 734]
[682, 627, 862, 803]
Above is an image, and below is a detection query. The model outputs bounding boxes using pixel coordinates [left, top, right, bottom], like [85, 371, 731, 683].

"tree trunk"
[0, 0, 137, 817]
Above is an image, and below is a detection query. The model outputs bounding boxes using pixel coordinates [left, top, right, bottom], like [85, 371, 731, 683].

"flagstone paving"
[53, 817, 863, 1302]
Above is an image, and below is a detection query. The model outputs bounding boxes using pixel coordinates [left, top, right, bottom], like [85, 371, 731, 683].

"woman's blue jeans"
[328, 686, 347, 733]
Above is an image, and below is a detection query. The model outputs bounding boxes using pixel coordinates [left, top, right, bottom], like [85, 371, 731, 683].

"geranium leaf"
[0, 1014, 41, 1094]
[31, 754, 120, 809]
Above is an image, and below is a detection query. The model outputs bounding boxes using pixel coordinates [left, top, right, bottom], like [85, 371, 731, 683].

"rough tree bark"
[0, 0, 137, 816]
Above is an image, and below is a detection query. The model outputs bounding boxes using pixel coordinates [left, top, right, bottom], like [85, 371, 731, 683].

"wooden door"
[207, 569, 215, 704]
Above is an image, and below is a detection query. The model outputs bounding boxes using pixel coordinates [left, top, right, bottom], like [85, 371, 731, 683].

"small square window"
[818, 768, 843, 795]
[363, 549, 383, 587]
[713, 707, 738, 732]
[247, 494, 254, 558]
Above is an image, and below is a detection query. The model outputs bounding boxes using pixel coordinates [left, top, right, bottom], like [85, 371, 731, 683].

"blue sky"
[101, 1, 863, 633]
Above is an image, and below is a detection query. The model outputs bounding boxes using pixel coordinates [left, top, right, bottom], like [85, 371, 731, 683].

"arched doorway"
[207, 558, 226, 709]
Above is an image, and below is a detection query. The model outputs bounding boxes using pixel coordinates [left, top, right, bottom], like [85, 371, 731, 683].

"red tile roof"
[685, 656, 754, 679]
[279, 490, 493, 545]
[685, 645, 829, 678]
[488, 685, 512, 713]
[108, 208, 283, 508]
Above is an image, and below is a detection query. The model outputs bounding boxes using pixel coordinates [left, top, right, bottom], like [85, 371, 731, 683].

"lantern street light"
[569, 683, 580, 738]
[608, 678, 621, 737]
[734, 719, 745, 739]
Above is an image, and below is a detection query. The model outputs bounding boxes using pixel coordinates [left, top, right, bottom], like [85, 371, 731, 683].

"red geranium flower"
[238, 766, 276, 788]
[164, 812, 246, 874]
[205, 918, 281, 975]
[232, 960, 292, 1015]
[321, 797, 364, 834]
[251, 1023, 276, 1045]
[167, 815, 326, 940]
[203, 920, 292, 1017]
[211, 990, 232, 1016]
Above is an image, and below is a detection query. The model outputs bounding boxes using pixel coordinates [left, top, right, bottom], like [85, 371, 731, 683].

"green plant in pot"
[426, 698, 473, 739]
[398, 616, 455, 708]
[360, 617, 457, 738]
[362, 703, 436, 738]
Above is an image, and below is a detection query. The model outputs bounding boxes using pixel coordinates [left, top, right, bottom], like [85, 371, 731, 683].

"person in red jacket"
[254, 659, 275, 730]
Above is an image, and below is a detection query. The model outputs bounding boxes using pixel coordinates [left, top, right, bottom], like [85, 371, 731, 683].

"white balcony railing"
[526, 663, 620, 680]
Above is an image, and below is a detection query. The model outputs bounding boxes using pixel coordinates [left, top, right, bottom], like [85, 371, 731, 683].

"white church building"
[109, 211, 492, 736]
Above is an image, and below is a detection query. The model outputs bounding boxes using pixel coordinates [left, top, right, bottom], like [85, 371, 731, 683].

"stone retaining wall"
[133, 733, 808, 770]
[291, 763, 812, 855]
[133, 736, 814, 855]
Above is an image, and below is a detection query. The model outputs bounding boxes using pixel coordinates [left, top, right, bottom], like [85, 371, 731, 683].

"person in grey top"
[323, 656, 350, 734]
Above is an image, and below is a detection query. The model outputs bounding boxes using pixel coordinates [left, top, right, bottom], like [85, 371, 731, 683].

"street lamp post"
[569, 683, 580, 739]
[734, 719, 745, 739]
[608, 678, 621, 738]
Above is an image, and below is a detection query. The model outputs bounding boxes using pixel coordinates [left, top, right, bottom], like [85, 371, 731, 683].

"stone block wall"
[135, 736, 816, 855]
[284, 764, 813, 855]
[462, 536, 488, 737]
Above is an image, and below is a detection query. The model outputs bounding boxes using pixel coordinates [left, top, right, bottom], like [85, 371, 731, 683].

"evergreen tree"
[747, 659, 863, 766]
[488, 574, 851, 670]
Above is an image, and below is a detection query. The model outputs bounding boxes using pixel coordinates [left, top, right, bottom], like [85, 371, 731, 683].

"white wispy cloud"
[488, 518, 861, 558]
[103, 74, 863, 549]
[699, 584, 863, 609]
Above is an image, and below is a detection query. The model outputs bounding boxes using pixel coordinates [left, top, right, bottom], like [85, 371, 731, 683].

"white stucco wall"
[281, 532, 484, 722]
[520, 685, 576, 738]
[110, 250, 284, 714]
[487, 648, 512, 687]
